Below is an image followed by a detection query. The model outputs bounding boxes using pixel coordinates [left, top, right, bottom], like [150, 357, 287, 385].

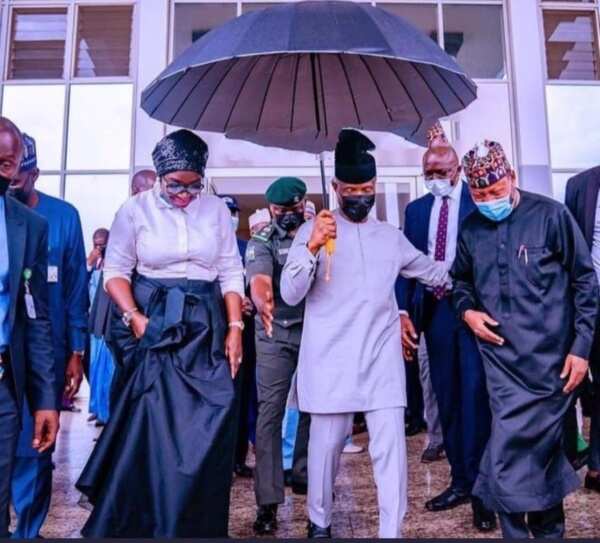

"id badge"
[25, 293, 37, 319]
[47, 265, 58, 283]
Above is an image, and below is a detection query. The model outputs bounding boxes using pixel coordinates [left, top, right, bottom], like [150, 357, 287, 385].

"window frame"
[0, 0, 139, 198]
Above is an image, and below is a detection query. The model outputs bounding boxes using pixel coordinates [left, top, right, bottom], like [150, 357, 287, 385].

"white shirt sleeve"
[215, 201, 245, 298]
[103, 200, 137, 288]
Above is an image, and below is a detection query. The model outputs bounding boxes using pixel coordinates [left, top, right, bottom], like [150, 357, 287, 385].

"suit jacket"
[395, 182, 476, 332]
[5, 196, 56, 412]
[565, 167, 600, 366]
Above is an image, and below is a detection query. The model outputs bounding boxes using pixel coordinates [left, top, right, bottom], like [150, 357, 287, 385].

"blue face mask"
[476, 194, 513, 222]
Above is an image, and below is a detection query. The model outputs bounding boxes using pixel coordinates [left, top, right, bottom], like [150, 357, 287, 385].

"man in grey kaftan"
[280, 130, 450, 538]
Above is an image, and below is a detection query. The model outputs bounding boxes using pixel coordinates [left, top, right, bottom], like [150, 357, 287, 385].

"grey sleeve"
[245, 240, 274, 282]
[281, 223, 317, 306]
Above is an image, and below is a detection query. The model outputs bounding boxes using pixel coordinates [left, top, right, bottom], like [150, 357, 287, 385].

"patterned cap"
[249, 208, 271, 229]
[426, 121, 449, 147]
[462, 140, 512, 189]
[20, 133, 37, 172]
[152, 129, 208, 177]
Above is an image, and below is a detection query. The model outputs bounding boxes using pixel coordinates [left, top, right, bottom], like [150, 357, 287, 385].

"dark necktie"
[433, 197, 449, 300]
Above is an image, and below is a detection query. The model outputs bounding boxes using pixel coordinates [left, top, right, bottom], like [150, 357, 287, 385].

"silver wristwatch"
[122, 307, 139, 327]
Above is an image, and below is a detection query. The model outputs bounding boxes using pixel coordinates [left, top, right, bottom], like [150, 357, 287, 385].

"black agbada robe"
[452, 190, 599, 513]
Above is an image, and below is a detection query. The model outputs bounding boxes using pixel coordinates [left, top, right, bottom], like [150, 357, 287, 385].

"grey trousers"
[418, 335, 443, 449]
[0, 376, 19, 538]
[254, 334, 309, 506]
[308, 408, 407, 538]
[498, 503, 565, 539]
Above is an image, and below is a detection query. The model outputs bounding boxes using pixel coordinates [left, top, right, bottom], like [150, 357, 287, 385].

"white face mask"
[425, 178, 454, 198]
[231, 216, 240, 232]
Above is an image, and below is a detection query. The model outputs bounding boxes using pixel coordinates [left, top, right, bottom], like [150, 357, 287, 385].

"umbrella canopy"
[142, 0, 477, 153]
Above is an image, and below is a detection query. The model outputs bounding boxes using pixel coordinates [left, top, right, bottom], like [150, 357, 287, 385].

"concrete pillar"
[506, 0, 553, 196]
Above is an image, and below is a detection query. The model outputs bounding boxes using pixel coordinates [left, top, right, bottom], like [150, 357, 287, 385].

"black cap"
[152, 129, 209, 177]
[334, 129, 376, 184]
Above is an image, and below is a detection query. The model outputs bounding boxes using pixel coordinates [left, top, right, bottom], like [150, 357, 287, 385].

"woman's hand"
[225, 328, 243, 379]
[131, 312, 149, 339]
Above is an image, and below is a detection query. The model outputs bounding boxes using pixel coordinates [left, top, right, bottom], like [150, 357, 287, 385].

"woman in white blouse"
[77, 130, 244, 538]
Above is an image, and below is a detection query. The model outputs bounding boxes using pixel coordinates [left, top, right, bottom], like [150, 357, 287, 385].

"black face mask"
[0, 175, 10, 196]
[276, 211, 304, 232]
[341, 194, 375, 223]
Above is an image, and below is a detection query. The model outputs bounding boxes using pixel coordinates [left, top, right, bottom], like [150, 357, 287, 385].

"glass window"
[546, 85, 600, 169]
[8, 8, 68, 80]
[36, 175, 61, 198]
[378, 4, 438, 42]
[67, 84, 133, 170]
[173, 3, 237, 59]
[375, 181, 413, 229]
[551, 172, 573, 204]
[442, 5, 506, 79]
[75, 5, 134, 78]
[1, 85, 65, 171]
[241, 3, 287, 14]
[65, 174, 129, 250]
[543, 10, 600, 80]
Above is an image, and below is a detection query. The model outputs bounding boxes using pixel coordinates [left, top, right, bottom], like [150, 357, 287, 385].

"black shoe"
[253, 504, 278, 535]
[292, 480, 308, 495]
[421, 444, 445, 464]
[307, 521, 331, 538]
[472, 497, 497, 532]
[405, 421, 427, 437]
[234, 463, 253, 478]
[585, 472, 600, 493]
[425, 487, 470, 512]
[284, 469, 293, 487]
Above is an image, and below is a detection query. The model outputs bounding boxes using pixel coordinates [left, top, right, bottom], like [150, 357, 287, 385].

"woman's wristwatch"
[122, 307, 139, 327]
[228, 320, 245, 331]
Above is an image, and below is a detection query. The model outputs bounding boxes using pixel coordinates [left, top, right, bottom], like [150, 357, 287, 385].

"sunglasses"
[162, 178, 204, 196]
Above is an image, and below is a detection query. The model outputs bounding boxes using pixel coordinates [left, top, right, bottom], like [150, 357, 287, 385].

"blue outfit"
[0, 195, 55, 538]
[88, 269, 115, 424]
[0, 197, 10, 351]
[396, 183, 490, 494]
[11, 192, 88, 539]
[281, 407, 300, 470]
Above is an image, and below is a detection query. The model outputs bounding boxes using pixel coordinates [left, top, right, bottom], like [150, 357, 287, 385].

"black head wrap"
[334, 129, 376, 184]
[152, 129, 209, 177]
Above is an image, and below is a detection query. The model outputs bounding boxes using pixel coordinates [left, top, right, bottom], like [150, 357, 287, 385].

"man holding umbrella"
[281, 130, 451, 538]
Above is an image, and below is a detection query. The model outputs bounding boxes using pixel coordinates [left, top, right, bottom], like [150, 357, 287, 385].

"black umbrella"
[142, 0, 477, 201]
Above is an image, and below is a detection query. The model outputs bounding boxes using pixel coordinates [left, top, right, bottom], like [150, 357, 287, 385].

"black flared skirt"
[76, 276, 236, 537]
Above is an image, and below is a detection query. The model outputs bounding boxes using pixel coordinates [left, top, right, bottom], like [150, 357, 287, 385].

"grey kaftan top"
[281, 211, 450, 414]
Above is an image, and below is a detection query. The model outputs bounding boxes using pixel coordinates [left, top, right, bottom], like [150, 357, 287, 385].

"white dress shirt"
[592, 191, 600, 283]
[427, 180, 463, 264]
[103, 184, 244, 298]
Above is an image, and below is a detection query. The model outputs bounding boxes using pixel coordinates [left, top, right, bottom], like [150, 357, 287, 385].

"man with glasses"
[246, 177, 310, 535]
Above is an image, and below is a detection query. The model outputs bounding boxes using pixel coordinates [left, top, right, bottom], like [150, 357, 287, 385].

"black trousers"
[498, 503, 565, 539]
[0, 372, 19, 538]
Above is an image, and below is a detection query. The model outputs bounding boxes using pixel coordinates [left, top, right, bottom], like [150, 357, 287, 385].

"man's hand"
[64, 353, 84, 400]
[400, 314, 418, 362]
[242, 296, 254, 317]
[225, 328, 243, 379]
[87, 247, 101, 269]
[251, 276, 274, 338]
[463, 310, 504, 346]
[308, 210, 337, 255]
[561, 354, 589, 394]
[32, 410, 59, 453]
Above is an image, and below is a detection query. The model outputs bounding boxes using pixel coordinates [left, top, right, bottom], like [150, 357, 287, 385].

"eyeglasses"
[162, 178, 204, 196]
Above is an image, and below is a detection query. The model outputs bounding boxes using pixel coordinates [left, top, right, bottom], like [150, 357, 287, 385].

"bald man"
[131, 169, 156, 196]
[0, 118, 58, 537]
[395, 123, 495, 531]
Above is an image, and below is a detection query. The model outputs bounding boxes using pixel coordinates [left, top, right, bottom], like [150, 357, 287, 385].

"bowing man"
[452, 141, 599, 538]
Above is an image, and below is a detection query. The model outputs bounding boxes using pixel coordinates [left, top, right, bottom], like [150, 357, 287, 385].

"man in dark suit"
[0, 118, 58, 537]
[565, 167, 600, 493]
[395, 123, 494, 531]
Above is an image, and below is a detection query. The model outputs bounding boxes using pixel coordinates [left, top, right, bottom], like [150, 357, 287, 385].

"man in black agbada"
[452, 140, 598, 538]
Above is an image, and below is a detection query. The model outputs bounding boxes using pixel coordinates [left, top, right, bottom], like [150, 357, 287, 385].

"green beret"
[266, 177, 307, 206]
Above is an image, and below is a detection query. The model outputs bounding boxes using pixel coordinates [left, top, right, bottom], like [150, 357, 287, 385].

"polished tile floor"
[30, 392, 600, 538]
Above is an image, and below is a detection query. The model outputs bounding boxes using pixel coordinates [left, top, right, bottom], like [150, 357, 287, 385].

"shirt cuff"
[221, 279, 245, 299]
[398, 310, 409, 317]
[103, 271, 132, 290]
[570, 335, 593, 360]
[68, 329, 87, 353]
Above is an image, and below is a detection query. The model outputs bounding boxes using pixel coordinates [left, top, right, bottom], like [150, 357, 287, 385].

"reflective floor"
[30, 391, 600, 538]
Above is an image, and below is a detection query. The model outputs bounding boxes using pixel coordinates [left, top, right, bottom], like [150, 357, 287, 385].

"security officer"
[247, 177, 310, 535]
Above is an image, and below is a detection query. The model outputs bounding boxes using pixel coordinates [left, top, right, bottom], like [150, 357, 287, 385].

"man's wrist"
[71, 351, 85, 358]
[307, 240, 320, 255]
